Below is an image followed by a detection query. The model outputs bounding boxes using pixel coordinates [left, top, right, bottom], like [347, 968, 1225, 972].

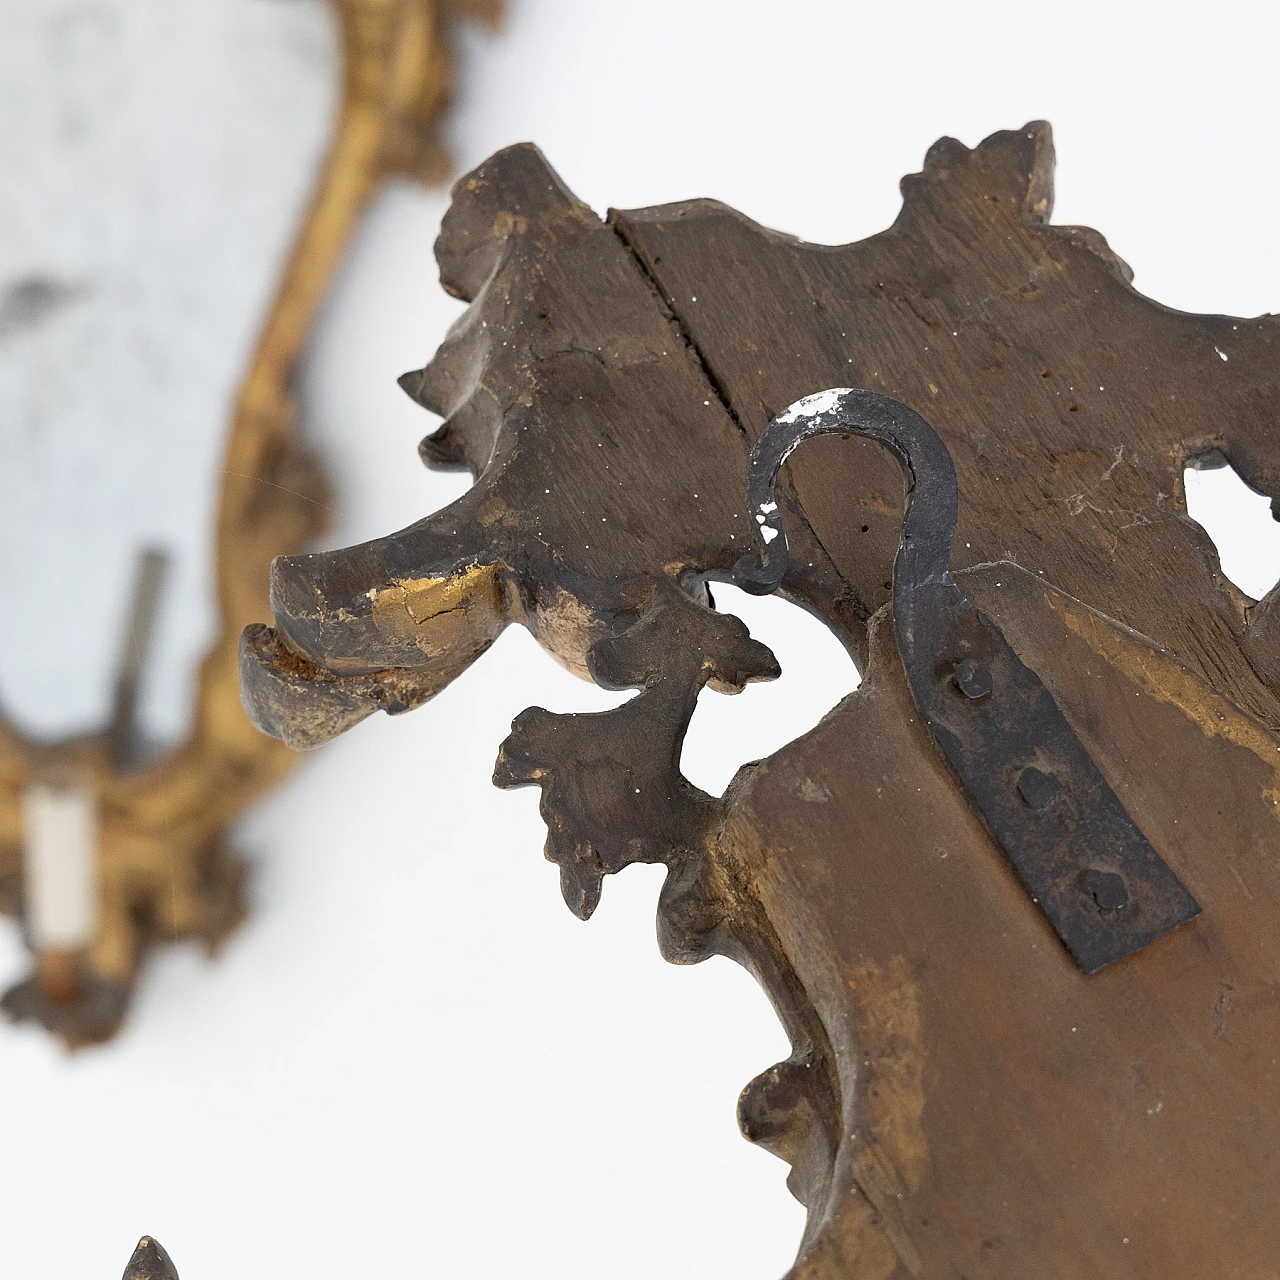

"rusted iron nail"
[1017, 765, 1064, 810]
[953, 658, 993, 699]
[1082, 869, 1129, 911]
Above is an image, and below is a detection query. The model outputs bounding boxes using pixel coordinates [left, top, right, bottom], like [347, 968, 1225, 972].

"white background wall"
[2, 2, 1279, 1278]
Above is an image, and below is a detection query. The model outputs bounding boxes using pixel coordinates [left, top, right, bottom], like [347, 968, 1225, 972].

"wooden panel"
[726, 564, 1280, 1275]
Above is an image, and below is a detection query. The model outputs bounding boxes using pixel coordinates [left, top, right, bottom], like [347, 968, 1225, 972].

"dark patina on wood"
[240, 124, 1280, 1276]
[121, 1237, 178, 1280]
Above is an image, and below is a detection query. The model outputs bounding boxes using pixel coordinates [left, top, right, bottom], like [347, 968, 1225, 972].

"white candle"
[22, 783, 98, 951]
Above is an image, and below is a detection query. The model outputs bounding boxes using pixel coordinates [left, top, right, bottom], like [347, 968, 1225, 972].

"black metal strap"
[733, 387, 1199, 974]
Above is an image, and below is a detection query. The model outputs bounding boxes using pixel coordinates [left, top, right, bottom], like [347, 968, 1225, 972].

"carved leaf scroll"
[242, 126, 1280, 1275]
[494, 580, 779, 921]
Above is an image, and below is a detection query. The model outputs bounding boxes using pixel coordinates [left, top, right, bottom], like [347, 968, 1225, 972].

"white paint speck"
[776, 387, 855, 424]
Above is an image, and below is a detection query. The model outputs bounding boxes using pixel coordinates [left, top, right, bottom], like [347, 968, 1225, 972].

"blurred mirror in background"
[0, 0, 484, 1042]
[0, 0, 337, 1043]
[0, 0, 336, 749]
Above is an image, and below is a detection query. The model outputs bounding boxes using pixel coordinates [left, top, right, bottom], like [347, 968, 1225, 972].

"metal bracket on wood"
[734, 387, 1201, 973]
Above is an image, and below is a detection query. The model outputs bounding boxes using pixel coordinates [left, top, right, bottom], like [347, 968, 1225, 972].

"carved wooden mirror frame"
[232, 122, 1280, 1277]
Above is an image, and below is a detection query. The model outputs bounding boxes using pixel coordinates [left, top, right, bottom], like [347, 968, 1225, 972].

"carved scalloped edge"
[491, 578, 864, 1267]
[493, 579, 779, 915]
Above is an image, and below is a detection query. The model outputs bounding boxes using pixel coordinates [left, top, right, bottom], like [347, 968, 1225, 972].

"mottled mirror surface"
[0, 0, 337, 748]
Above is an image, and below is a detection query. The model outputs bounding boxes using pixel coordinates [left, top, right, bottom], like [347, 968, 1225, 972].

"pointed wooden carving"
[121, 1237, 179, 1280]
[242, 125, 1280, 1275]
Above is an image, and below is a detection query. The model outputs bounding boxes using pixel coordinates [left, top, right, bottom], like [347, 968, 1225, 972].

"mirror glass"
[0, 0, 336, 749]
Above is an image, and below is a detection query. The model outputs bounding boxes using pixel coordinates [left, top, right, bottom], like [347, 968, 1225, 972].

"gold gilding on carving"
[370, 562, 506, 662]
[1047, 590, 1280, 816]
[527, 587, 603, 680]
[847, 956, 926, 1188]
